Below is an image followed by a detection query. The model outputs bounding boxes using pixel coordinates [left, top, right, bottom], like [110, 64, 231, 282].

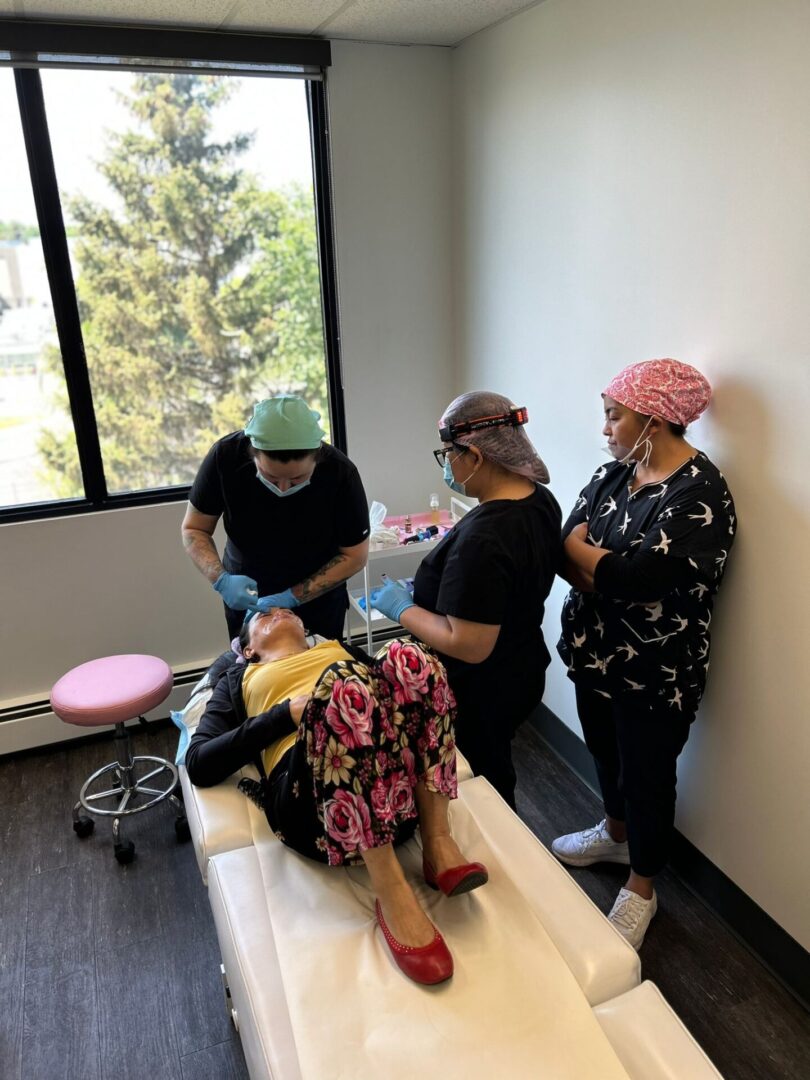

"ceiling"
[0, 1, 544, 48]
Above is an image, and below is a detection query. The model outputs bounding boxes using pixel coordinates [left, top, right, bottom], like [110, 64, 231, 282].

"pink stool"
[51, 654, 189, 864]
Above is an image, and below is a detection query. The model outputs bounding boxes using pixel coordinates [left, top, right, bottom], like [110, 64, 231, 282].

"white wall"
[452, 0, 810, 946]
[0, 42, 454, 739]
[328, 41, 455, 513]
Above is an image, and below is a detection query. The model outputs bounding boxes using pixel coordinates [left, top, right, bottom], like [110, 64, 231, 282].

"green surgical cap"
[244, 396, 326, 451]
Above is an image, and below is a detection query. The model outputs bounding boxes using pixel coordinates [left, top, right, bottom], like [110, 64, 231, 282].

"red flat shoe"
[375, 900, 453, 985]
[423, 857, 489, 897]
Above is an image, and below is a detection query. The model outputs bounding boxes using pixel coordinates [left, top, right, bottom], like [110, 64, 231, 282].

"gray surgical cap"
[440, 390, 550, 484]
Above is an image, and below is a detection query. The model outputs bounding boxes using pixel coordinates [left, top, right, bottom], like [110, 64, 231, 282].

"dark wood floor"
[0, 721, 807, 1080]
[0, 726, 249, 1080]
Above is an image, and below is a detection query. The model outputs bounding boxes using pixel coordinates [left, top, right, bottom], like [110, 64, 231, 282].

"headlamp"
[438, 406, 529, 443]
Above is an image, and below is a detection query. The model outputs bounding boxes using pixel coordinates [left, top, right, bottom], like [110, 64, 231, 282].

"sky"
[1, 67, 315, 226]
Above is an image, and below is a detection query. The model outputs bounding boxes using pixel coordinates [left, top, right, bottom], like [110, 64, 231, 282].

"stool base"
[71, 721, 189, 863]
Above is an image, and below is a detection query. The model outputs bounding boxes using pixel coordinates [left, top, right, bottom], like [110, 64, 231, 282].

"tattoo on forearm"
[182, 530, 224, 583]
[298, 554, 350, 603]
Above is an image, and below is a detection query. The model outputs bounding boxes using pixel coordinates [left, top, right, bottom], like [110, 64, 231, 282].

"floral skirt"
[258, 639, 458, 866]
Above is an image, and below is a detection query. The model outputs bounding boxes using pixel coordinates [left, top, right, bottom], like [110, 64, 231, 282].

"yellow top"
[242, 640, 352, 774]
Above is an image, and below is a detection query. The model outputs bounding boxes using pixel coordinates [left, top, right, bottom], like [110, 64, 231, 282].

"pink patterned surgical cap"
[603, 359, 711, 427]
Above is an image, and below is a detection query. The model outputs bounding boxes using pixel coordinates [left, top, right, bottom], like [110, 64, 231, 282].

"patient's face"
[246, 608, 306, 652]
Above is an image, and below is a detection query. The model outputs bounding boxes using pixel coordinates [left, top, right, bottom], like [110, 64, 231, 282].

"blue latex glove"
[255, 587, 300, 612]
[371, 580, 416, 623]
[212, 572, 259, 610]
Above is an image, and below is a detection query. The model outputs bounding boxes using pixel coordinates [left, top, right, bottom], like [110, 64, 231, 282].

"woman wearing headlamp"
[182, 395, 370, 641]
[371, 390, 562, 808]
[553, 358, 736, 950]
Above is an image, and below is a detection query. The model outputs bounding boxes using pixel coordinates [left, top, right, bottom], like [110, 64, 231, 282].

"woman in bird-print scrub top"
[553, 358, 736, 951]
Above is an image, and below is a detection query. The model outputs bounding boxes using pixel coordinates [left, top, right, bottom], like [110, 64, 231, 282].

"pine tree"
[39, 73, 327, 495]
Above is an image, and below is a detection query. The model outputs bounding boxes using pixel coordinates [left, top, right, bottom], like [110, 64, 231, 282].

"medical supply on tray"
[367, 501, 401, 549]
[402, 525, 439, 544]
[367, 508, 454, 549]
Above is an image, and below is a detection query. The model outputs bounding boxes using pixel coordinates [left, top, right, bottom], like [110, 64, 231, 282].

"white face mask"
[606, 417, 654, 469]
[256, 470, 311, 497]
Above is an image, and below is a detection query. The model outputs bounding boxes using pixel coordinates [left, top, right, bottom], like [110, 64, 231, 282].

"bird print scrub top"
[558, 452, 736, 714]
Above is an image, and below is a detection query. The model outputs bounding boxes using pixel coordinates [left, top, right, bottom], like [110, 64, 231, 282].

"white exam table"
[178, 700, 721, 1078]
[202, 776, 721, 1079]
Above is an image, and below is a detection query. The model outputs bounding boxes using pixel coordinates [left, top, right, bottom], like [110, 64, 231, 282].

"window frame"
[0, 22, 343, 524]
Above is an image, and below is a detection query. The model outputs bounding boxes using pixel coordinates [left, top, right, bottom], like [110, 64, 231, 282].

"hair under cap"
[244, 395, 326, 451]
[440, 390, 550, 484]
[603, 359, 711, 428]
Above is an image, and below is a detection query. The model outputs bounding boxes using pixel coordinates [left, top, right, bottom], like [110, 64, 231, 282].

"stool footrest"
[78, 756, 178, 818]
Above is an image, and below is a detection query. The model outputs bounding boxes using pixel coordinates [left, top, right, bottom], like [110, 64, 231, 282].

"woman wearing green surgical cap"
[182, 395, 371, 641]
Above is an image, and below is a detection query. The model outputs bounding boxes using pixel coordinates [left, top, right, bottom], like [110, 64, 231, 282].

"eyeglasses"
[433, 445, 467, 468]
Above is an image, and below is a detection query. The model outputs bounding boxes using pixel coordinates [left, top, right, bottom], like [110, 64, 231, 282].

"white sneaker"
[550, 820, 631, 867]
[608, 887, 658, 950]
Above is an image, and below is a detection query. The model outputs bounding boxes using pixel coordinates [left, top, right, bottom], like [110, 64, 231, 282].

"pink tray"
[383, 509, 454, 531]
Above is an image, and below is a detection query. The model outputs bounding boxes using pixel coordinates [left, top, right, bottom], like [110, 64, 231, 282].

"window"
[0, 24, 342, 521]
[0, 70, 82, 508]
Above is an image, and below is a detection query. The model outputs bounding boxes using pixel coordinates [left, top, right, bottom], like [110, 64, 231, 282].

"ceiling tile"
[13, 0, 235, 29]
[4, 0, 542, 47]
[223, 0, 343, 35]
[321, 0, 539, 47]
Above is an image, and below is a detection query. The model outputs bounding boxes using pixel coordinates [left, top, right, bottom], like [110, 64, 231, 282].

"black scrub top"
[413, 485, 562, 728]
[189, 434, 370, 630]
[557, 452, 736, 714]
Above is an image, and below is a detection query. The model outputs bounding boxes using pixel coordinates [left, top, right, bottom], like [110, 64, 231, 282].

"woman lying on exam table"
[186, 608, 488, 986]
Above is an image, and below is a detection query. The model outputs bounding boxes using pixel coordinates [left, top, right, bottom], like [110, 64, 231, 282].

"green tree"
[39, 73, 328, 495]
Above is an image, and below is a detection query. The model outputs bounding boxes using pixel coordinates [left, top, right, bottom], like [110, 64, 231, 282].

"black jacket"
[185, 641, 371, 788]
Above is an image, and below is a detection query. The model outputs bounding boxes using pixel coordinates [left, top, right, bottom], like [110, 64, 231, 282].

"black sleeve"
[188, 440, 224, 517]
[336, 463, 371, 548]
[185, 676, 296, 787]
[593, 552, 694, 603]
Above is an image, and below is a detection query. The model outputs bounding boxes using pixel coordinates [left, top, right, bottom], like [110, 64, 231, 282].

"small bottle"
[429, 493, 440, 525]
[404, 514, 412, 532]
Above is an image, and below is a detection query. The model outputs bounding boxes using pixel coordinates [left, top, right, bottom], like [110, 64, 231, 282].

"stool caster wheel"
[174, 815, 191, 843]
[114, 840, 136, 865]
[73, 816, 94, 839]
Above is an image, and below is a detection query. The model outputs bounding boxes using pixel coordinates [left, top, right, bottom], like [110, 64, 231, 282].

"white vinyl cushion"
[182, 750, 476, 883]
[208, 848, 302, 1080]
[180, 764, 266, 882]
[457, 777, 640, 1004]
[594, 982, 724, 1078]
[207, 777, 641, 1080]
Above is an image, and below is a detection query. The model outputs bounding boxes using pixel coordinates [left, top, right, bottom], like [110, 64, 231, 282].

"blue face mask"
[256, 471, 311, 498]
[443, 458, 467, 495]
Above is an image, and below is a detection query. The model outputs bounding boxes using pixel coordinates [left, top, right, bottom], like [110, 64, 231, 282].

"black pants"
[455, 717, 517, 810]
[453, 679, 544, 811]
[575, 684, 694, 878]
